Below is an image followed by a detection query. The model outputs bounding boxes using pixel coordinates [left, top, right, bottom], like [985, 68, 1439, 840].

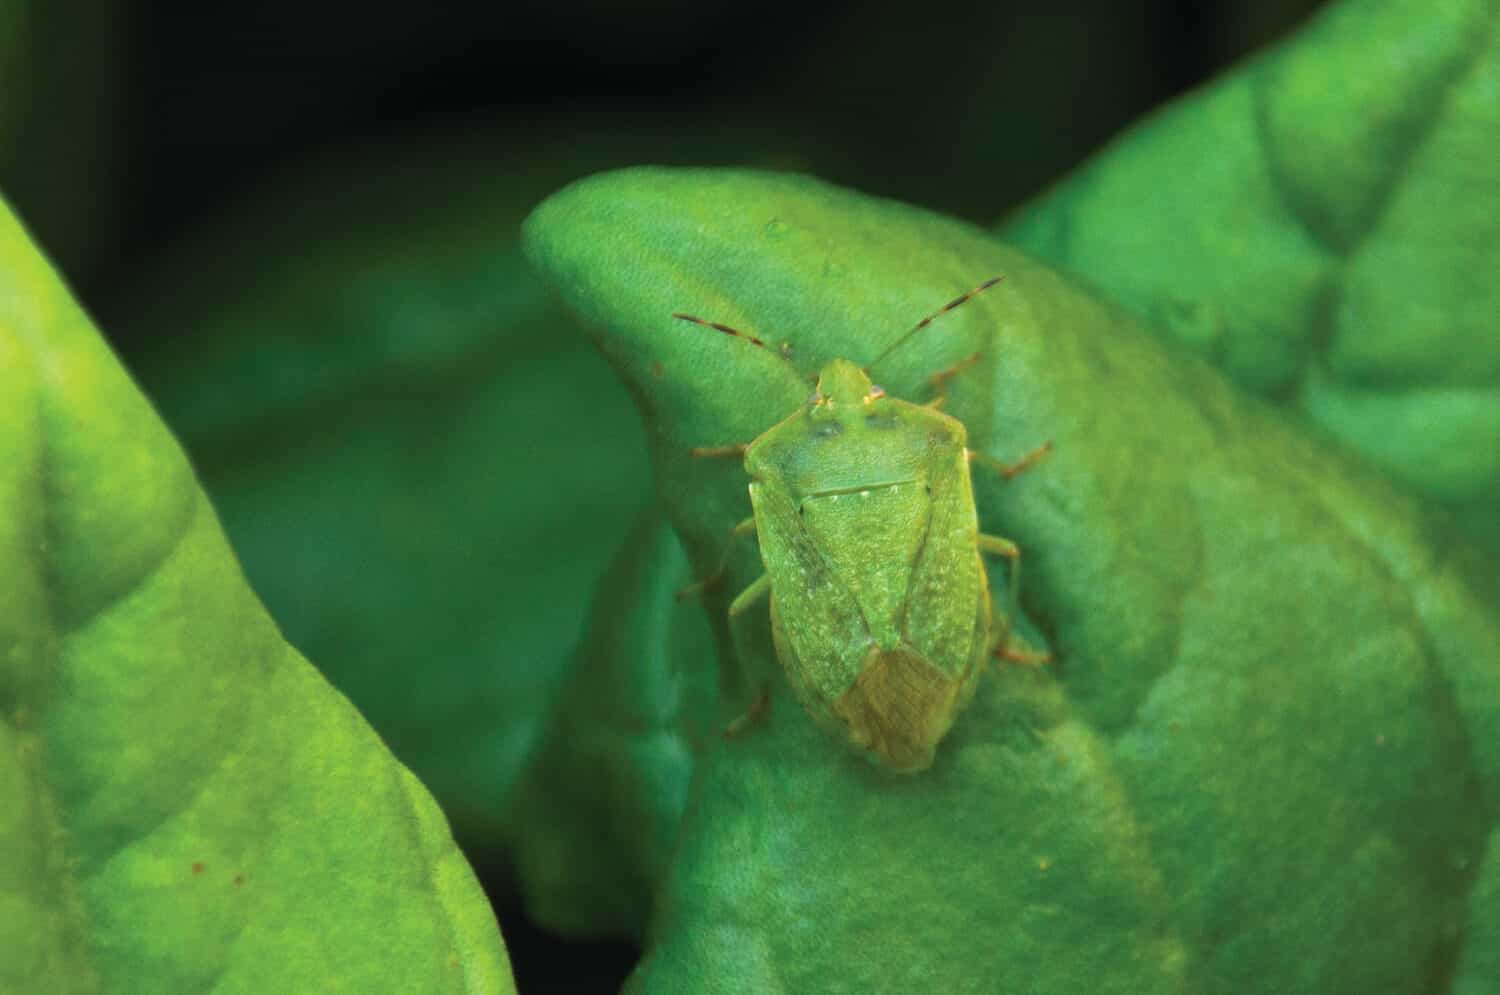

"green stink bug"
[676, 278, 1050, 773]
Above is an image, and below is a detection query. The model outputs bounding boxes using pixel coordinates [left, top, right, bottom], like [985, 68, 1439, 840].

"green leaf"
[1003, 0, 1500, 549]
[0, 198, 514, 991]
[523, 166, 1500, 993]
[1456, 831, 1500, 994]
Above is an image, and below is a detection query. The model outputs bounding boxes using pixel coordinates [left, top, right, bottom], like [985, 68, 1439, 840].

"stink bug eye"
[676, 278, 1051, 773]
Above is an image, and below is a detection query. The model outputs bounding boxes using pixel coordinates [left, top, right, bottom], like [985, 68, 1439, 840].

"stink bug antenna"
[864, 275, 1006, 374]
[672, 312, 801, 372]
[672, 313, 769, 348]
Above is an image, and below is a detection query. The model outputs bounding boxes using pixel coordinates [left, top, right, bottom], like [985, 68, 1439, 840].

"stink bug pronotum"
[676, 277, 1051, 774]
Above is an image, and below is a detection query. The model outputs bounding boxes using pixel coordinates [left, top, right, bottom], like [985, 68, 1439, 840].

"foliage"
[5, 0, 1498, 990]
[1004, 0, 1500, 549]
[522, 159, 1500, 991]
[0, 194, 514, 992]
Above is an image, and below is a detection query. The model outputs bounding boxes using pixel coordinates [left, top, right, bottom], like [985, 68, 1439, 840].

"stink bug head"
[810, 358, 880, 407]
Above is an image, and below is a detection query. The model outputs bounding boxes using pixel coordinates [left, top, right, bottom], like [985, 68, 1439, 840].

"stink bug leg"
[924, 351, 982, 410]
[970, 445, 1054, 669]
[728, 572, 770, 617]
[677, 516, 756, 600]
[678, 445, 753, 599]
[967, 438, 1053, 606]
[989, 553, 1052, 668]
[690, 443, 750, 459]
[969, 440, 1054, 481]
[994, 641, 1052, 668]
[724, 682, 772, 738]
[976, 532, 1046, 664]
[724, 576, 773, 737]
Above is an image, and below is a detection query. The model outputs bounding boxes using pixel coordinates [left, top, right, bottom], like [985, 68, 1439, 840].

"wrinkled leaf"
[523, 165, 1500, 993]
[0, 197, 514, 992]
[1004, 0, 1500, 549]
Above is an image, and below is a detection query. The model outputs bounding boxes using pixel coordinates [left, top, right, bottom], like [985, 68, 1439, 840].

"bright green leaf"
[1003, 0, 1500, 549]
[523, 165, 1500, 993]
[0, 197, 514, 993]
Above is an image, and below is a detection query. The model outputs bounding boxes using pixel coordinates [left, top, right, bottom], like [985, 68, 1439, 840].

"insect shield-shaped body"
[677, 279, 1049, 774]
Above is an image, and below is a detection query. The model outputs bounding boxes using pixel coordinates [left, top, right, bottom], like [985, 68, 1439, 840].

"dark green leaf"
[1456, 832, 1500, 994]
[507, 507, 715, 939]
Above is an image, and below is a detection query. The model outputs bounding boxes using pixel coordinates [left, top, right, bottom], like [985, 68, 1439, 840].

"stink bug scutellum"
[675, 277, 1051, 774]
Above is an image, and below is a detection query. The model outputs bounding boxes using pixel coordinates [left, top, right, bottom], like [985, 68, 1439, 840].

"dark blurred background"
[1, 2, 1324, 991]
[9, 0, 1323, 318]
